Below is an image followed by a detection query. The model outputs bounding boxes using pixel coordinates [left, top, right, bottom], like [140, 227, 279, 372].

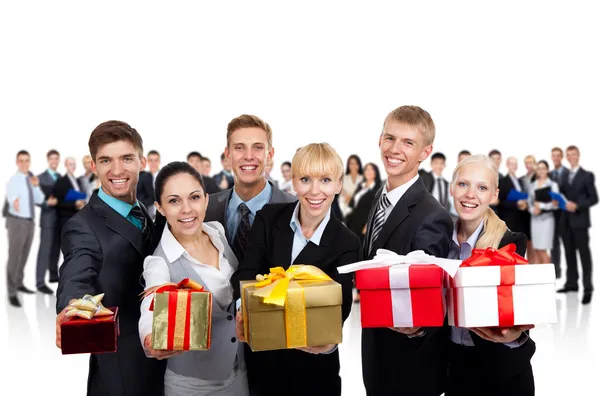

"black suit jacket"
[418, 169, 450, 209]
[136, 171, 155, 209]
[37, 170, 60, 228]
[447, 231, 536, 396]
[231, 202, 361, 395]
[362, 177, 453, 396]
[498, 175, 530, 236]
[53, 174, 84, 221]
[559, 167, 598, 229]
[56, 192, 165, 396]
[213, 171, 234, 190]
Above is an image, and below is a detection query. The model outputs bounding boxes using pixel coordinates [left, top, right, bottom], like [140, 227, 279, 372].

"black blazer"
[418, 169, 450, 210]
[136, 171, 155, 209]
[53, 174, 84, 221]
[56, 192, 165, 396]
[498, 175, 530, 236]
[559, 167, 598, 229]
[37, 170, 60, 228]
[213, 171, 234, 190]
[446, 231, 536, 396]
[362, 178, 453, 396]
[345, 183, 378, 239]
[231, 202, 361, 396]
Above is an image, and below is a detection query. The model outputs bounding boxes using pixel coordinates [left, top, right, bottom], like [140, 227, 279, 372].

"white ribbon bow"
[338, 248, 462, 278]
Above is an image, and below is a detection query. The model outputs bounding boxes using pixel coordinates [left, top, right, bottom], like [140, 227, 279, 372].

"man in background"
[187, 151, 220, 194]
[214, 152, 234, 190]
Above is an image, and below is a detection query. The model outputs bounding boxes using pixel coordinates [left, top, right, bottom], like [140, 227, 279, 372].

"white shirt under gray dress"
[139, 222, 248, 396]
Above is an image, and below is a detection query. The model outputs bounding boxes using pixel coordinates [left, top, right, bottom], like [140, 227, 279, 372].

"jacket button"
[227, 315, 233, 321]
[231, 337, 236, 343]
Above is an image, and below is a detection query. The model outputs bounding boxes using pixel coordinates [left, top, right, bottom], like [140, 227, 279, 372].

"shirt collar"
[571, 166, 580, 173]
[230, 181, 272, 215]
[47, 169, 58, 177]
[384, 174, 420, 207]
[452, 219, 485, 249]
[160, 222, 223, 263]
[289, 202, 331, 246]
[97, 187, 139, 219]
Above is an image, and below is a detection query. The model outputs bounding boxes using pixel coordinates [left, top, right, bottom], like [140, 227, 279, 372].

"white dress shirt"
[289, 202, 331, 264]
[138, 221, 235, 345]
[508, 174, 522, 192]
[67, 173, 81, 192]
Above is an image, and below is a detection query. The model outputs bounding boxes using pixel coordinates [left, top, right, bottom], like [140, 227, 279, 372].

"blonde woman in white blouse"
[138, 161, 248, 396]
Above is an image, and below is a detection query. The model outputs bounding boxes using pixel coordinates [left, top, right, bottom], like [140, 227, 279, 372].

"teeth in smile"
[241, 166, 257, 170]
[462, 203, 477, 208]
[308, 199, 324, 205]
[180, 218, 195, 223]
[112, 179, 126, 184]
[388, 158, 402, 164]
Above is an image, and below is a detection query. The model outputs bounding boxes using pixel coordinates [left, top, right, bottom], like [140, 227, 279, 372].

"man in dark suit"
[187, 151, 221, 195]
[557, 145, 598, 305]
[53, 156, 86, 232]
[418, 152, 450, 211]
[205, 114, 296, 263]
[488, 149, 503, 214]
[362, 106, 453, 396]
[36, 149, 61, 294]
[214, 152, 235, 190]
[498, 156, 531, 253]
[136, 169, 154, 214]
[550, 147, 568, 277]
[55, 121, 165, 396]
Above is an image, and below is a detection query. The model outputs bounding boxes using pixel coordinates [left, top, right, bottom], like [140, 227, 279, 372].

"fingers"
[470, 328, 496, 342]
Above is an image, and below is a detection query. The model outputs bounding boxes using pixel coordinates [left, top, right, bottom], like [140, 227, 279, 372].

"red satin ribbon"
[456, 243, 528, 327]
[149, 278, 204, 311]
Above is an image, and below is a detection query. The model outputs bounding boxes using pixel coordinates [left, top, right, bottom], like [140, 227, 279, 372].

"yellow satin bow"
[253, 265, 331, 306]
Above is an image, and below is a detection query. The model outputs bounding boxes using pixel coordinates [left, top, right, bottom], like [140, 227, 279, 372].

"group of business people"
[4, 150, 97, 307]
[49, 106, 561, 396]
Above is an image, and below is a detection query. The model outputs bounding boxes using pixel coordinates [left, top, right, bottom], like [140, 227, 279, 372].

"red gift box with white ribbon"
[338, 249, 462, 328]
[447, 244, 557, 328]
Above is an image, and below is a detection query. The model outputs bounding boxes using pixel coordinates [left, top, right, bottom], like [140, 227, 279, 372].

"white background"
[0, 1, 598, 395]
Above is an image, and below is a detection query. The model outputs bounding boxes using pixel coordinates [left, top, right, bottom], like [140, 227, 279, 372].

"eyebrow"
[96, 153, 136, 160]
[189, 190, 202, 195]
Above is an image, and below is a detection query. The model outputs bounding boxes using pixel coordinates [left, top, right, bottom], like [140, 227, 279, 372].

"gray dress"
[528, 179, 559, 250]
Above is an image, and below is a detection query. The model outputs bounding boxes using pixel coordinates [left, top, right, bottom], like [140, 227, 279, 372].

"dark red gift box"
[60, 307, 119, 355]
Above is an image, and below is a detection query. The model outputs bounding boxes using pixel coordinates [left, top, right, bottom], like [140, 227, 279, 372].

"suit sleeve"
[231, 210, 269, 301]
[412, 209, 453, 258]
[55, 178, 78, 212]
[576, 172, 599, 210]
[56, 217, 103, 313]
[332, 235, 361, 322]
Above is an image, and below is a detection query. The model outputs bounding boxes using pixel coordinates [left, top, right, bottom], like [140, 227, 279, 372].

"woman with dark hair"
[338, 154, 363, 218]
[528, 160, 559, 264]
[138, 161, 248, 396]
[345, 163, 382, 244]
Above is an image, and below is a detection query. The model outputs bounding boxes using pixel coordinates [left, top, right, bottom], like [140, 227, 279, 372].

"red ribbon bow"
[460, 243, 528, 268]
[148, 278, 204, 311]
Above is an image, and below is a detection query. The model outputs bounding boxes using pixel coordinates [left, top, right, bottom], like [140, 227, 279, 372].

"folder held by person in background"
[65, 189, 87, 202]
[534, 187, 552, 203]
[507, 189, 528, 201]
[549, 191, 567, 210]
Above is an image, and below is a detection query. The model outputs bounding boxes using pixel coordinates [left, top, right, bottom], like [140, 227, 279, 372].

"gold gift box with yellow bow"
[240, 265, 343, 352]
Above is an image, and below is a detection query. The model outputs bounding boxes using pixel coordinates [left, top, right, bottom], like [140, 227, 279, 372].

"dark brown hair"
[88, 120, 144, 161]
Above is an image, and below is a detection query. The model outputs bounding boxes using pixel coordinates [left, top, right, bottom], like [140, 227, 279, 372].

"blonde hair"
[384, 105, 436, 146]
[451, 154, 507, 249]
[226, 114, 273, 149]
[524, 155, 536, 163]
[292, 143, 344, 181]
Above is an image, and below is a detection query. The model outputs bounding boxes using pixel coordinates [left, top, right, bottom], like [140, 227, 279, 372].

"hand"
[29, 176, 39, 187]
[143, 334, 185, 360]
[75, 200, 86, 210]
[517, 200, 528, 210]
[13, 198, 19, 213]
[388, 326, 422, 336]
[470, 324, 534, 344]
[361, 224, 367, 235]
[296, 344, 336, 354]
[533, 207, 541, 215]
[551, 200, 559, 208]
[344, 195, 352, 204]
[56, 299, 76, 349]
[566, 201, 578, 212]
[219, 177, 229, 190]
[235, 310, 247, 343]
[47, 196, 58, 206]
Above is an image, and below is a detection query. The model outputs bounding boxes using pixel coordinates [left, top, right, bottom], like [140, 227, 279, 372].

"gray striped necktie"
[369, 193, 391, 255]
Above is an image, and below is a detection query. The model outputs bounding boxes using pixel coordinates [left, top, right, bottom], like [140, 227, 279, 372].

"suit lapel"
[90, 194, 145, 257]
[571, 168, 585, 189]
[273, 206, 295, 267]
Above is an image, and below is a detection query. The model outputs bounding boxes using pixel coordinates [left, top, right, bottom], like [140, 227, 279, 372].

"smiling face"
[281, 163, 292, 181]
[225, 127, 273, 188]
[536, 161, 549, 180]
[16, 153, 30, 174]
[65, 158, 76, 175]
[506, 157, 518, 175]
[148, 153, 160, 174]
[379, 121, 432, 189]
[48, 154, 60, 171]
[566, 148, 580, 168]
[91, 140, 146, 204]
[524, 157, 536, 173]
[451, 163, 498, 223]
[293, 172, 342, 221]
[551, 149, 563, 168]
[363, 164, 376, 183]
[156, 172, 208, 238]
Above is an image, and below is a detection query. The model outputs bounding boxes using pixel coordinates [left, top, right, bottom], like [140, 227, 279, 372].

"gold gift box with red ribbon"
[150, 278, 212, 351]
[241, 265, 342, 352]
